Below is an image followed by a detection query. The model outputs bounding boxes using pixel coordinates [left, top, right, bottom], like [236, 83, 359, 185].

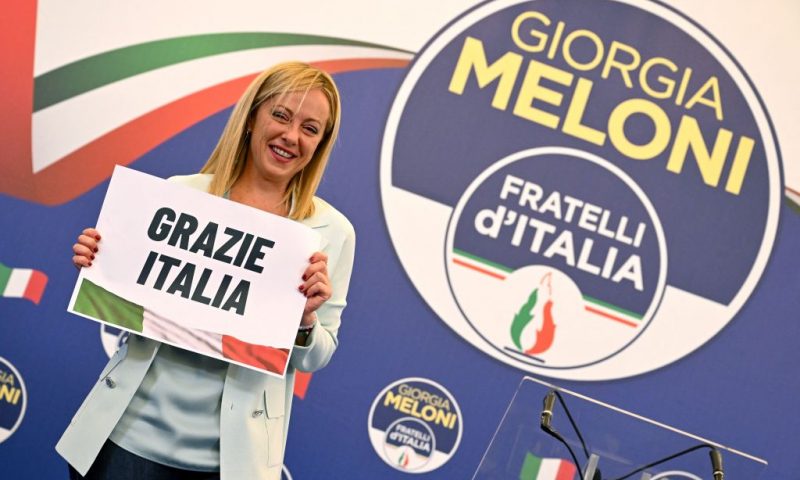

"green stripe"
[519, 452, 543, 479]
[453, 248, 513, 273]
[785, 196, 800, 215]
[73, 278, 144, 332]
[34, 32, 410, 111]
[583, 294, 643, 320]
[0, 263, 11, 294]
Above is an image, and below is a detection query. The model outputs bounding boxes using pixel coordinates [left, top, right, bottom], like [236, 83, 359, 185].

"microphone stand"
[540, 389, 593, 480]
[540, 389, 724, 480]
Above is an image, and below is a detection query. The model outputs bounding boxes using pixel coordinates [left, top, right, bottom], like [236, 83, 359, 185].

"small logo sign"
[0, 357, 27, 444]
[368, 378, 462, 473]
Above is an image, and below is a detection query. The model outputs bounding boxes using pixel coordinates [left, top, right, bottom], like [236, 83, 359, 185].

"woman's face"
[245, 88, 330, 189]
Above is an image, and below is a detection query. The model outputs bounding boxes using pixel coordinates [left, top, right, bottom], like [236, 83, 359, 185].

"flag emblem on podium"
[520, 452, 577, 480]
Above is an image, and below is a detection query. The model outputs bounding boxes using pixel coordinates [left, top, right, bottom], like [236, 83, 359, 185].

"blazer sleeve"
[288, 217, 356, 372]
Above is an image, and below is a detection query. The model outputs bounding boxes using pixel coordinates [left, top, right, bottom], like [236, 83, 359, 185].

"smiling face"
[244, 88, 331, 191]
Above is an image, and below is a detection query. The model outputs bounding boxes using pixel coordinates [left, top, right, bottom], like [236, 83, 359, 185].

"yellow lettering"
[685, 76, 723, 121]
[667, 115, 733, 187]
[449, 37, 523, 111]
[602, 41, 641, 89]
[639, 57, 678, 99]
[725, 136, 755, 194]
[384, 390, 402, 408]
[513, 59, 574, 129]
[608, 98, 671, 160]
[0, 384, 19, 405]
[399, 396, 415, 414]
[563, 29, 604, 71]
[511, 11, 551, 53]
[563, 78, 606, 145]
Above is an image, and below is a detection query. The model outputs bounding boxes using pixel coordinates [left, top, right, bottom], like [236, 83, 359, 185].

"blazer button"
[104, 377, 116, 388]
[252, 410, 264, 418]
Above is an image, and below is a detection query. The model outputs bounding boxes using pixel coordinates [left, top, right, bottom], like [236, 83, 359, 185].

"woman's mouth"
[270, 145, 297, 160]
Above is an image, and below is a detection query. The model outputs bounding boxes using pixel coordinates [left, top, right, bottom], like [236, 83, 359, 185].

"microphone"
[710, 447, 724, 480]
[541, 390, 556, 430]
[539, 389, 588, 480]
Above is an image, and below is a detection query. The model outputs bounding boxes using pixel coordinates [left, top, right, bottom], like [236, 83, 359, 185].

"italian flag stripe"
[452, 249, 644, 327]
[520, 453, 577, 480]
[73, 279, 289, 374]
[34, 32, 410, 111]
[0, 263, 48, 304]
[786, 187, 800, 213]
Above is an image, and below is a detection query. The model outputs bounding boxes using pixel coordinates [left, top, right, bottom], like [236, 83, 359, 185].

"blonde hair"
[200, 61, 341, 220]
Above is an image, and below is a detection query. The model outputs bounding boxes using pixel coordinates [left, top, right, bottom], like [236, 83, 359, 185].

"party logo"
[0, 357, 27, 444]
[368, 378, 462, 473]
[380, 0, 782, 380]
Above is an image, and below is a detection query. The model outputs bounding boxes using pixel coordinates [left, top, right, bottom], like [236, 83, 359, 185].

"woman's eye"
[272, 110, 290, 121]
[304, 125, 319, 135]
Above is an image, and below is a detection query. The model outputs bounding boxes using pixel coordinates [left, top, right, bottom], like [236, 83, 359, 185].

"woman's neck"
[229, 173, 290, 217]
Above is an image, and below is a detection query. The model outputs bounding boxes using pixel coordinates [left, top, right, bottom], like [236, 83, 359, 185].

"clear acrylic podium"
[473, 377, 766, 479]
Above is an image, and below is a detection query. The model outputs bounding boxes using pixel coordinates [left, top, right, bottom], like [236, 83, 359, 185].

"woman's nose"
[281, 123, 300, 145]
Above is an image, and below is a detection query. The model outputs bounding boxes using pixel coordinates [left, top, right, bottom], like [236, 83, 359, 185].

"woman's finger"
[72, 254, 93, 268]
[303, 281, 332, 301]
[309, 251, 328, 264]
[77, 234, 99, 252]
[302, 261, 328, 281]
[82, 228, 102, 241]
[300, 271, 329, 293]
[72, 243, 96, 258]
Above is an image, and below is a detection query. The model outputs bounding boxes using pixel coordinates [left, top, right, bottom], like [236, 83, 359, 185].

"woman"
[56, 62, 356, 480]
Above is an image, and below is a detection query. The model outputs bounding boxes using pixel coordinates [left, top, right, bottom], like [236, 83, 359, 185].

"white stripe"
[537, 458, 562, 480]
[452, 254, 508, 278]
[142, 309, 222, 356]
[32, 45, 411, 173]
[584, 300, 639, 322]
[3, 269, 33, 297]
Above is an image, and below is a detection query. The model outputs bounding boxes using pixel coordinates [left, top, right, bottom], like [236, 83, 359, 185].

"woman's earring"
[244, 130, 251, 142]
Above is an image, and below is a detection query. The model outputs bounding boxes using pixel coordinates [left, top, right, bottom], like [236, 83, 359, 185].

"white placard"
[68, 166, 320, 377]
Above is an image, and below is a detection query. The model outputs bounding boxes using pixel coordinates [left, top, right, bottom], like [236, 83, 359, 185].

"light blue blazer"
[56, 174, 356, 480]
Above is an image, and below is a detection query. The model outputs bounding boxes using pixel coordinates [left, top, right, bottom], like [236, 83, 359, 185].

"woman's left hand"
[299, 251, 332, 327]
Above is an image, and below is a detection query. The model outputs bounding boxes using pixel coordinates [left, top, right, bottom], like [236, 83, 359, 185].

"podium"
[473, 377, 766, 479]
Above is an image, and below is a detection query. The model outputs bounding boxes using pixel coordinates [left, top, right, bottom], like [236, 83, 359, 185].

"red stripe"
[221, 335, 290, 374]
[0, 2, 36, 198]
[2, 57, 409, 205]
[584, 305, 638, 328]
[787, 186, 800, 196]
[293, 371, 312, 399]
[452, 258, 506, 280]
[555, 459, 577, 480]
[22, 270, 47, 304]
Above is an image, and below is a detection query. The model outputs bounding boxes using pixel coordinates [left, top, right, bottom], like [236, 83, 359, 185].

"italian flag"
[520, 453, 577, 480]
[72, 278, 289, 375]
[0, 262, 47, 304]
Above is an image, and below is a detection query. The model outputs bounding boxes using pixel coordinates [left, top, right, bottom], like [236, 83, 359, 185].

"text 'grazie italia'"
[134, 207, 278, 315]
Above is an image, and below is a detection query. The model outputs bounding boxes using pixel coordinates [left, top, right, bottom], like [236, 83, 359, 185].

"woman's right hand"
[72, 228, 101, 269]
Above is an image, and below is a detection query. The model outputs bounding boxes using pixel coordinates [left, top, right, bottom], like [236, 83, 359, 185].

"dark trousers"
[68, 440, 221, 480]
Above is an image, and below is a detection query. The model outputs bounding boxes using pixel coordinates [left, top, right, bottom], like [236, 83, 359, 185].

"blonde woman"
[58, 62, 355, 480]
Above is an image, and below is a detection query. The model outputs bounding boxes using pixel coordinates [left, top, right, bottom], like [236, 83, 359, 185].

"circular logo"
[380, 0, 781, 380]
[100, 324, 129, 358]
[446, 147, 667, 369]
[368, 378, 462, 473]
[0, 357, 27, 444]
